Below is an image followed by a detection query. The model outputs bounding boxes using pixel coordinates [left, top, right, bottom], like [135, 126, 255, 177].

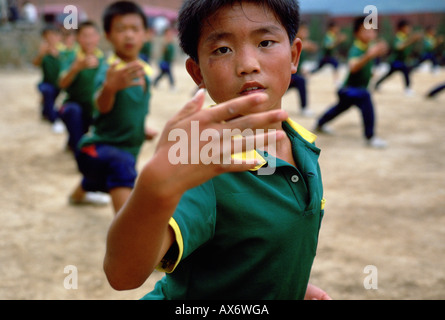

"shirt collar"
[107, 53, 153, 77]
[231, 118, 318, 172]
[76, 47, 104, 60]
[354, 39, 369, 51]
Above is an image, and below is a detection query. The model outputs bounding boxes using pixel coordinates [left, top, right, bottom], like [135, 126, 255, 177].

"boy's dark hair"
[102, 1, 148, 33]
[41, 24, 60, 36]
[178, 0, 300, 62]
[397, 19, 410, 30]
[353, 16, 366, 33]
[76, 20, 99, 35]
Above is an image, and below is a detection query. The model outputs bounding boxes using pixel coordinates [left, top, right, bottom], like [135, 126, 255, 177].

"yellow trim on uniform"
[107, 53, 153, 77]
[353, 39, 368, 52]
[231, 118, 317, 171]
[285, 118, 317, 144]
[77, 47, 104, 60]
[321, 198, 326, 210]
[156, 218, 184, 273]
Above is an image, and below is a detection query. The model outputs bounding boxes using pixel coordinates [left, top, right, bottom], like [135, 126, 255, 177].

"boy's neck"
[115, 52, 139, 63]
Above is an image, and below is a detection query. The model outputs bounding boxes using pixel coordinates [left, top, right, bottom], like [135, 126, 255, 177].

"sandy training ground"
[0, 61, 444, 299]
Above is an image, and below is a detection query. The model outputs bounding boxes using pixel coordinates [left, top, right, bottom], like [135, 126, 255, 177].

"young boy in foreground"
[69, 1, 154, 212]
[104, 0, 330, 300]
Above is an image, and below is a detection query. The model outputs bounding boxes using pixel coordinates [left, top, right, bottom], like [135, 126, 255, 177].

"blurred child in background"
[374, 19, 422, 95]
[69, 1, 155, 211]
[413, 26, 443, 74]
[287, 21, 318, 117]
[153, 26, 176, 91]
[315, 16, 389, 148]
[139, 27, 155, 64]
[58, 21, 104, 153]
[32, 24, 64, 133]
[311, 21, 346, 84]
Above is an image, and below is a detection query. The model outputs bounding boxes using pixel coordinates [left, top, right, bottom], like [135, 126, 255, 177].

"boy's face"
[401, 25, 411, 34]
[356, 26, 377, 44]
[187, 2, 301, 110]
[44, 30, 61, 46]
[106, 14, 146, 61]
[77, 26, 100, 54]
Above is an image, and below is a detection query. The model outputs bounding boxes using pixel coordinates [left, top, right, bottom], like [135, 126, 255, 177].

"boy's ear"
[290, 38, 302, 74]
[186, 58, 205, 88]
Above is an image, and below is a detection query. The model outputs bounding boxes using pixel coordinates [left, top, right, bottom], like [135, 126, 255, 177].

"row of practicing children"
[30, 0, 334, 300]
[288, 19, 445, 149]
[32, 6, 178, 208]
[33, 20, 176, 133]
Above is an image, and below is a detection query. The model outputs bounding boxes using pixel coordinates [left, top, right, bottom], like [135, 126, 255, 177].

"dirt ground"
[0, 61, 444, 300]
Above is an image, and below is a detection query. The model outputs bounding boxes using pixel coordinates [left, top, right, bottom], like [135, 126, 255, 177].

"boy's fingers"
[226, 109, 288, 132]
[219, 130, 286, 171]
[208, 93, 268, 123]
[174, 89, 206, 121]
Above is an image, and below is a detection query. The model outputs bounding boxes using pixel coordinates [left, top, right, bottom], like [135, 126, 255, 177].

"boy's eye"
[259, 40, 274, 48]
[214, 47, 232, 55]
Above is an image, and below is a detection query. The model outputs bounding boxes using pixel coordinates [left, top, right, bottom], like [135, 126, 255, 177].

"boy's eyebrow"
[203, 24, 284, 45]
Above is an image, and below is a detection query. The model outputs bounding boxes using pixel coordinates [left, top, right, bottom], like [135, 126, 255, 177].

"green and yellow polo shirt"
[60, 48, 105, 119]
[78, 54, 153, 158]
[40, 53, 62, 88]
[391, 31, 412, 63]
[322, 31, 337, 56]
[344, 39, 373, 89]
[142, 119, 325, 300]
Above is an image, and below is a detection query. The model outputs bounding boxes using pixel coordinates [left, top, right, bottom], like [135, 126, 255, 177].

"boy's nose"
[236, 48, 260, 76]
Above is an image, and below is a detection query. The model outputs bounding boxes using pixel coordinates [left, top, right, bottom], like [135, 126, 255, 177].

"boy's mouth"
[239, 82, 266, 96]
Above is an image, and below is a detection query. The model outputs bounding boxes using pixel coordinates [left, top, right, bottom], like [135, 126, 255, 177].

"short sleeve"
[156, 180, 217, 273]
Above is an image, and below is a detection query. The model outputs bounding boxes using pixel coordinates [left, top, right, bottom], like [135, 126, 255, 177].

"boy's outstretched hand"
[104, 89, 288, 290]
[96, 60, 146, 114]
[105, 60, 146, 92]
[146, 89, 288, 197]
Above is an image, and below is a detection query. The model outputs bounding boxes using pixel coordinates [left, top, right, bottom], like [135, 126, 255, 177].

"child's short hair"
[353, 16, 366, 33]
[102, 1, 148, 33]
[397, 19, 410, 30]
[76, 20, 99, 35]
[178, 0, 300, 62]
[41, 24, 60, 36]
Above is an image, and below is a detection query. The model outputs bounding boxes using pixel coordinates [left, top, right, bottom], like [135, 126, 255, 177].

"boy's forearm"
[95, 82, 117, 114]
[59, 65, 80, 89]
[103, 157, 184, 290]
[349, 53, 372, 74]
[32, 52, 45, 66]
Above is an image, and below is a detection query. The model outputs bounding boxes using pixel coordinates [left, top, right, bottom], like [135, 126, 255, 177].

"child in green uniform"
[69, 1, 153, 213]
[413, 26, 443, 73]
[153, 27, 176, 91]
[139, 27, 154, 63]
[315, 17, 388, 148]
[287, 22, 318, 117]
[58, 21, 104, 152]
[32, 25, 62, 128]
[104, 0, 330, 300]
[374, 19, 422, 95]
[311, 21, 346, 84]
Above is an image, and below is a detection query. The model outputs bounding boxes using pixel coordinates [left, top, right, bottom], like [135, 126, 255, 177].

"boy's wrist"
[102, 80, 119, 96]
[138, 157, 185, 211]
